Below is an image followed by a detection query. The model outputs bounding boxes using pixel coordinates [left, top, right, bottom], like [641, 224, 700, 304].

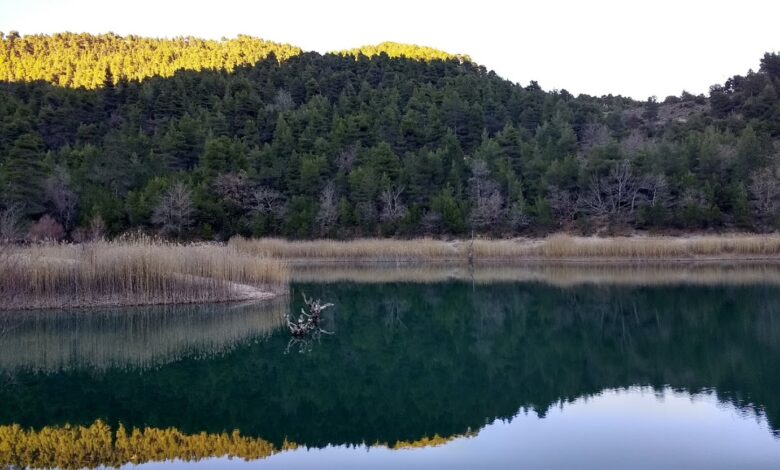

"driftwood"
[284, 293, 334, 353]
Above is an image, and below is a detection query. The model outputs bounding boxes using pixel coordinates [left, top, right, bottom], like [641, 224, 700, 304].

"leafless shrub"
[152, 183, 194, 238]
[27, 215, 65, 242]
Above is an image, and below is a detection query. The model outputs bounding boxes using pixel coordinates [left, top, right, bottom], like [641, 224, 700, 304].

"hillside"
[0, 32, 779, 240]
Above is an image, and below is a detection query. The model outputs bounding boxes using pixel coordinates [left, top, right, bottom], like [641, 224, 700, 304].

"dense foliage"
[1, 32, 779, 239]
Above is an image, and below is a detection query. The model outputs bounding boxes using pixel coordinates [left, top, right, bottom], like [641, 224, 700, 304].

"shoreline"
[1, 288, 287, 312]
[7, 234, 780, 310]
[285, 255, 780, 264]
[230, 234, 780, 263]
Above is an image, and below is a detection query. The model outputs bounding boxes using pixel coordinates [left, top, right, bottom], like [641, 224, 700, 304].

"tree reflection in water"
[0, 274, 779, 454]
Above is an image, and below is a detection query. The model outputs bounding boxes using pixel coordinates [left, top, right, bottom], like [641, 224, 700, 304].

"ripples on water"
[0, 263, 779, 468]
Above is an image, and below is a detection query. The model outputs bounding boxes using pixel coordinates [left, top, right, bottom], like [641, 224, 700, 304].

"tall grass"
[0, 239, 289, 310]
[536, 234, 780, 259]
[231, 234, 780, 261]
[230, 236, 459, 260]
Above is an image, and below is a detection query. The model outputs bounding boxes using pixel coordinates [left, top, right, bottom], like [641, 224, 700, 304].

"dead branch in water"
[284, 293, 334, 351]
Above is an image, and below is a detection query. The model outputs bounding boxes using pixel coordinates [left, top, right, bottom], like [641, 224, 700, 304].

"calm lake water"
[1, 264, 780, 469]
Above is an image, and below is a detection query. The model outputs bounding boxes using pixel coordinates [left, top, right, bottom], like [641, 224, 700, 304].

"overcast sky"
[2, 0, 778, 99]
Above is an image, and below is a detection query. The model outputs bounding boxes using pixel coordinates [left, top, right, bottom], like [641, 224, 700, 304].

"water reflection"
[292, 261, 780, 286]
[0, 300, 286, 372]
[0, 266, 779, 468]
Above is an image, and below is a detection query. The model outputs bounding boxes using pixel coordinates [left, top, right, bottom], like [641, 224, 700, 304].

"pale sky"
[1, 0, 778, 99]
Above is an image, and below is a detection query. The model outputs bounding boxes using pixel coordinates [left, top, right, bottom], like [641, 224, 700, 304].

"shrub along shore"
[4, 234, 780, 310]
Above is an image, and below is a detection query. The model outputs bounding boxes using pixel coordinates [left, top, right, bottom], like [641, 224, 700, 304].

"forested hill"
[0, 33, 779, 240]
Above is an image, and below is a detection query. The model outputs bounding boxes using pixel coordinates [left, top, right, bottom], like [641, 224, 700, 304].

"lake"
[1, 264, 779, 469]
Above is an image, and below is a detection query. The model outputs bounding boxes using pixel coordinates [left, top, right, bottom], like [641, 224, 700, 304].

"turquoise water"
[1, 270, 779, 468]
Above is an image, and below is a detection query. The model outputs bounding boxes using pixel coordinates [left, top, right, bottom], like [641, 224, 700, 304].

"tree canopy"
[1, 33, 779, 239]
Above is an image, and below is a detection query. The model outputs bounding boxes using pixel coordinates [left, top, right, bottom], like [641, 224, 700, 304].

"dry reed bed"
[232, 234, 780, 261]
[0, 240, 289, 310]
[229, 236, 460, 260]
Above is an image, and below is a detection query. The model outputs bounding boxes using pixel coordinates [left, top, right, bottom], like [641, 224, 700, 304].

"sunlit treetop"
[0, 34, 469, 90]
[0, 32, 302, 89]
[336, 41, 470, 63]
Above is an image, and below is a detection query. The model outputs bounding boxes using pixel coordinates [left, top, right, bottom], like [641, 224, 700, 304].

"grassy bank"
[230, 234, 780, 262]
[0, 240, 289, 310]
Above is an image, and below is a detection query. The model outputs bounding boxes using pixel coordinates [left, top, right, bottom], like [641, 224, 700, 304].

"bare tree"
[580, 123, 610, 154]
[749, 166, 780, 218]
[44, 167, 79, 230]
[581, 160, 642, 220]
[469, 160, 504, 230]
[0, 204, 23, 243]
[213, 172, 254, 209]
[316, 182, 338, 235]
[621, 129, 648, 156]
[642, 174, 669, 208]
[379, 186, 407, 223]
[471, 189, 505, 230]
[152, 183, 194, 237]
[250, 186, 287, 217]
[548, 187, 579, 223]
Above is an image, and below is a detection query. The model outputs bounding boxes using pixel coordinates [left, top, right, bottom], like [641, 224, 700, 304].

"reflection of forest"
[0, 299, 286, 372]
[1, 281, 778, 452]
[0, 420, 285, 469]
[0, 420, 472, 469]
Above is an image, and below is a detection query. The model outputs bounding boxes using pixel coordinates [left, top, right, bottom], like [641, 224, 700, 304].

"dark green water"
[1, 274, 780, 468]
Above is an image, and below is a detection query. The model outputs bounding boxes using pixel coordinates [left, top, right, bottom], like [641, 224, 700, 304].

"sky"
[1, 0, 778, 99]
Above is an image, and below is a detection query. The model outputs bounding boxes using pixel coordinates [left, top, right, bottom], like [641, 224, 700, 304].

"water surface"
[1, 264, 779, 468]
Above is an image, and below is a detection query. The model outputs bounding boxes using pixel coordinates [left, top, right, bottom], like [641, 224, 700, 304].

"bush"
[27, 215, 65, 242]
